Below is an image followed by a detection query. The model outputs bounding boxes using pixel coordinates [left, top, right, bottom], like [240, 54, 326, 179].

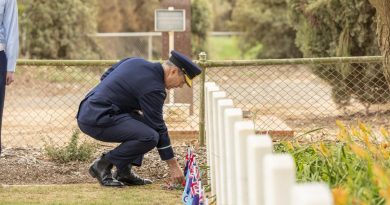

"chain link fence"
[2, 59, 202, 148]
[201, 56, 389, 142]
[3, 60, 113, 148]
[2, 56, 389, 149]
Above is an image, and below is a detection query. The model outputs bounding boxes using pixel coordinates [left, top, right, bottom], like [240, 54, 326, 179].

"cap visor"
[184, 75, 192, 87]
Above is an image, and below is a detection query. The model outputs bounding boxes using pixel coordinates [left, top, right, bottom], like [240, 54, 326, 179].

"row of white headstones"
[205, 82, 334, 205]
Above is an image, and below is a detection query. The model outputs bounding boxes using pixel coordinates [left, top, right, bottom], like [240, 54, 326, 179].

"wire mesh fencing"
[202, 56, 389, 142]
[2, 60, 114, 148]
[2, 59, 202, 148]
[2, 56, 389, 149]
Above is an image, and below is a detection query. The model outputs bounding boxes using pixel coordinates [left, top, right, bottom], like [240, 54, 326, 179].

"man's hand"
[165, 158, 185, 185]
[6, 71, 14, 85]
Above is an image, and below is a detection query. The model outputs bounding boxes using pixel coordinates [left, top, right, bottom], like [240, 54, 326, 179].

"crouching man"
[76, 50, 202, 187]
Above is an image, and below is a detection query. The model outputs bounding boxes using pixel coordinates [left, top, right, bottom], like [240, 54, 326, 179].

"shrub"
[275, 121, 390, 204]
[44, 130, 96, 163]
[287, 0, 390, 112]
[191, 0, 212, 56]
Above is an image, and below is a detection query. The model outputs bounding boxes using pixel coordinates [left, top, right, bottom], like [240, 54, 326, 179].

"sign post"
[155, 7, 185, 55]
[155, 7, 185, 104]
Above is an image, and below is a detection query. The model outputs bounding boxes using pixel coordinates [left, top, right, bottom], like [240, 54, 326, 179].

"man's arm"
[4, 0, 18, 85]
[4, 0, 18, 73]
[139, 91, 174, 159]
[139, 91, 185, 184]
[166, 158, 185, 184]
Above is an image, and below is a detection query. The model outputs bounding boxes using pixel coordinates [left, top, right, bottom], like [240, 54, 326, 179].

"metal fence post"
[198, 51, 207, 146]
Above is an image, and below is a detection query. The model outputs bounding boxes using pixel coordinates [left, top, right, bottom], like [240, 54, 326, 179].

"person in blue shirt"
[0, 0, 19, 154]
[0, 0, 18, 84]
[77, 50, 202, 187]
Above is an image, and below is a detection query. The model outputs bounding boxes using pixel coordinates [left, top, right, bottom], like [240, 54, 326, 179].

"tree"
[368, 0, 390, 88]
[231, 0, 302, 59]
[118, 0, 160, 32]
[97, 0, 123, 32]
[288, 0, 378, 58]
[97, 0, 160, 32]
[95, 0, 161, 59]
[95, 0, 211, 58]
[288, 0, 390, 113]
[191, 0, 212, 56]
[21, 0, 100, 59]
[18, 1, 29, 58]
[211, 0, 235, 31]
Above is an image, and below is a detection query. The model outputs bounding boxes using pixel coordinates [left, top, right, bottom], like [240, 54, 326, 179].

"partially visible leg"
[79, 115, 158, 186]
[95, 117, 159, 170]
[88, 152, 124, 187]
[99, 118, 158, 185]
[0, 51, 6, 154]
[114, 163, 153, 185]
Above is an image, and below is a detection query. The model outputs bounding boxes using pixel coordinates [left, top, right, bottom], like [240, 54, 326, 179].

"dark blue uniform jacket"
[77, 58, 173, 160]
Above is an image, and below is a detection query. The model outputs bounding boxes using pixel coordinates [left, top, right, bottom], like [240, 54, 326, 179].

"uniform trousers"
[78, 113, 159, 171]
[0, 50, 6, 154]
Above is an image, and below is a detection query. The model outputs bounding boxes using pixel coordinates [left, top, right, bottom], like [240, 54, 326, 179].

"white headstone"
[263, 154, 296, 205]
[216, 99, 233, 204]
[247, 135, 273, 205]
[292, 183, 334, 205]
[205, 83, 219, 196]
[234, 121, 255, 205]
[223, 108, 243, 204]
[211, 91, 226, 203]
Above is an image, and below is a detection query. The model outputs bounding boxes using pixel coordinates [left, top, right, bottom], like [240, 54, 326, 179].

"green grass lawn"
[208, 36, 242, 60]
[208, 36, 262, 60]
[0, 183, 182, 205]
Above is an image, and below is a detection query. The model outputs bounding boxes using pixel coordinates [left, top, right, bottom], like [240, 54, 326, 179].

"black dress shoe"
[89, 154, 124, 187]
[114, 165, 153, 186]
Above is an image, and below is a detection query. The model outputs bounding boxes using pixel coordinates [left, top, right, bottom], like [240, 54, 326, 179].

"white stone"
[205, 83, 219, 196]
[247, 134, 273, 205]
[263, 154, 296, 205]
[216, 99, 233, 205]
[292, 183, 333, 205]
[211, 90, 226, 203]
[223, 108, 243, 205]
[234, 121, 255, 205]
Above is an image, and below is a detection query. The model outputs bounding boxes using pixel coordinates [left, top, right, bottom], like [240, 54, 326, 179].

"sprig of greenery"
[44, 129, 96, 163]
